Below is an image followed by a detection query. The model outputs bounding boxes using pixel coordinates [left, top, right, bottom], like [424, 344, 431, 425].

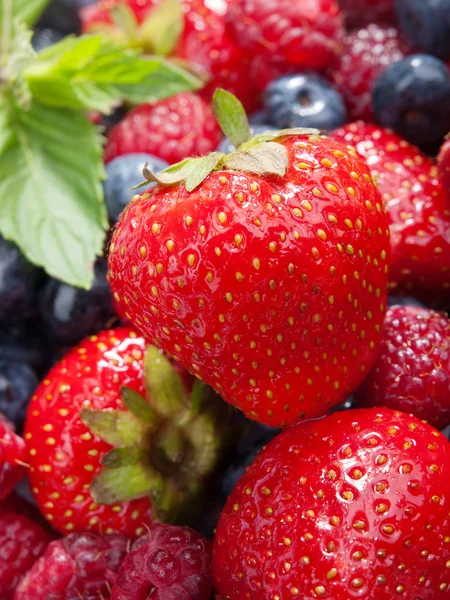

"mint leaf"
[139, 0, 183, 56]
[0, 94, 108, 287]
[223, 142, 289, 176]
[23, 35, 202, 113]
[9, 0, 50, 26]
[213, 88, 251, 149]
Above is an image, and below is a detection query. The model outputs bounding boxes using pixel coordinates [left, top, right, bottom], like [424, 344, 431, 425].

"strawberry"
[437, 135, 450, 192]
[328, 24, 411, 121]
[108, 90, 390, 428]
[226, 0, 344, 71]
[213, 408, 450, 600]
[355, 305, 450, 429]
[24, 327, 229, 536]
[103, 92, 221, 165]
[332, 122, 450, 303]
[0, 413, 27, 500]
[337, 0, 394, 27]
[81, 0, 260, 111]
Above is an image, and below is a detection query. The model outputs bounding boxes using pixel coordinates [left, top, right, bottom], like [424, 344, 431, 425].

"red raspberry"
[15, 531, 129, 600]
[226, 0, 344, 71]
[104, 92, 221, 165]
[0, 504, 52, 599]
[355, 305, 450, 429]
[112, 522, 212, 599]
[329, 24, 411, 120]
[337, 0, 394, 27]
[437, 136, 450, 192]
[0, 413, 26, 500]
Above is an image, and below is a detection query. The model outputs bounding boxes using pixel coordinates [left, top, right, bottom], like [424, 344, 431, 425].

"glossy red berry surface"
[112, 522, 212, 599]
[0, 504, 52, 599]
[108, 133, 390, 427]
[329, 24, 411, 121]
[437, 136, 450, 192]
[355, 306, 450, 429]
[214, 408, 450, 599]
[15, 531, 128, 600]
[24, 328, 152, 536]
[0, 414, 27, 500]
[332, 122, 450, 303]
[337, 0, 394, 27]
[104, 93, 221, 165]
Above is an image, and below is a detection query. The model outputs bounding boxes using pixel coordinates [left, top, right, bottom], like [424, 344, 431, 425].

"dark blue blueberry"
[0, 237, 42, 321]
[39, 258, 116, 347]
[37, 0, 82, 34]
[32, 28, 64, 52]
[372, 54, 450, 146]
[395, 0, 450, 60]
[99, 107, 128, 136]
[0, 359, 38, 431]
[264, 73, 347, 131]
[0, 320, 53, 375]
[104, 154, 169, 223]
[218, 124, 277, 154]
[249, 110, 273, 125]
[388, 296, 426, 308]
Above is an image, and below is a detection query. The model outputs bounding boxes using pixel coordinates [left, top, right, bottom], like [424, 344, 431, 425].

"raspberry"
[104, 93, 222, 165]
[15, 531, 129, 600]
[0, 413, 27, 500]
[329, 24, 411, 120]
[111, 522, 212, 600]
[0, 504, 52, 599]
[337, 0, 394, 27]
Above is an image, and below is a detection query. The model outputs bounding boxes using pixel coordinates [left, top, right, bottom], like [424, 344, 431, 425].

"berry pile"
[1, 0, 450, 598]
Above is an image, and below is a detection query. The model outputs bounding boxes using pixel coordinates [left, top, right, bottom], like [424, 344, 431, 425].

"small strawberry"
[15, 531, 128, 600]
[437, 135, 450, 192]
[328, 24, 411, 121]
[108, 90, 391, 428]
[332, 121, 450, 303]
[104, 92, 221, 165]
[355, 305, 450, 429]
[111, 522, 212, 599]
[213, 408, 450, 599]
[24, 327, 229, 536]
[337, 0, 394, 27]
[226, 0, 344, 71]
[0, 503, 52, 599]
[0, 413, 27, 500]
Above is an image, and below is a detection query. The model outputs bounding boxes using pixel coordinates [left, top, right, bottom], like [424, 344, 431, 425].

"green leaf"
[0, 95, 107, 287]
[247, 127, 321, 147]
[101, 446, 145, 468]
[80, 408, 146, 447]
[23, 35, 202, 113]
[121, 386, 159, 427]
[111, 3, 139, 42]
[144, 346, 188, 419]
[0, 0, 50, 28]
[213, 88, 251, 149]
[223, 142, 289, 177]
[185, 153, 224, 191]
[90, 463, 160, 504]
[139, 0, 184, 56]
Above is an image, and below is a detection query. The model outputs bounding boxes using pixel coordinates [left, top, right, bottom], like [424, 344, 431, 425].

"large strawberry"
[213, 408, 450, 599]
[24, 327, 229, 536]
[108, 90, 391, 428]
[332, 122, 450, 303]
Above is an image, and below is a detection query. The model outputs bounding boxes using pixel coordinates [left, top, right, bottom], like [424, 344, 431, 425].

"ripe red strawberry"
[15, 531, 128, 600]
[111, 522, 212, 599]
[437, 135, 450, 192]
[355, 305, 450, 429]
[0, 503, 52, 599]
[103, 93, 221, 165]
[0, 413, 27, 500]
[328, 24, 411, 121]
[332, 122, 450, 303]
[226, 0, 344, 71]
[336, 0, 394, 27]
[213, 408, 450, 599]
[25, 327, 227, 536]
[108, 90, 390, 428]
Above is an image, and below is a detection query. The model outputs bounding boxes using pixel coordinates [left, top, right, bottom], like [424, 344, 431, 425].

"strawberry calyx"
[136, 88, 320, 191]
[80, 345, 230, 523]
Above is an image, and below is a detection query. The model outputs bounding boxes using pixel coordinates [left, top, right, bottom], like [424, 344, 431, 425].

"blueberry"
[39, 258, 116, 347]
[249, 111, 273, 125]
[0, 237, 42, 321]
[0, 320, 53, 374]
[372, 54, 450, 146]
[104, 154, 169, 223]
[0, 359, 38, 431]
[264, 73, 347, 131]
[395, 0, 450, 61]
[37, 0, 82, 34]
[32, 28, 64, 52]
[218, 124, 278, 154]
